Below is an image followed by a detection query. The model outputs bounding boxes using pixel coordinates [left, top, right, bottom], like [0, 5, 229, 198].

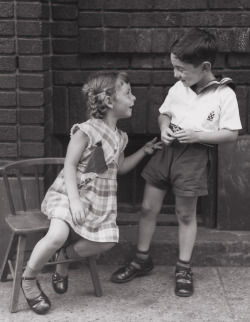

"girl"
[21, 71, 162, 315]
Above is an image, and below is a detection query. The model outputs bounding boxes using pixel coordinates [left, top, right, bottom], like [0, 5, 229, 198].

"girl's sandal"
[21, 277, 51, 315]
[175, 267, 194, 297]
[52, 247, 69, 294]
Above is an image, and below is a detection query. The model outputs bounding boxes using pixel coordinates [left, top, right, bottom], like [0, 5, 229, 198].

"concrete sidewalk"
[1, 265, 250, 322]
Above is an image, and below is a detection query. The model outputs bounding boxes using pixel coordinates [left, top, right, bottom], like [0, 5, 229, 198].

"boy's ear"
[202, 61, 212, 72]
[104, 95, 113, 109]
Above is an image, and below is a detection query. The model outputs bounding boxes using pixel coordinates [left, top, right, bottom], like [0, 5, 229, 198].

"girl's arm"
[64, 130, 89, 225]
[118, 137, 162, 175]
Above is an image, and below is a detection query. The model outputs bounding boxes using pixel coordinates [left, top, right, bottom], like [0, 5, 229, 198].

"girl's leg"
[175, 195, 198, 262]
[22, 219, 70, 299]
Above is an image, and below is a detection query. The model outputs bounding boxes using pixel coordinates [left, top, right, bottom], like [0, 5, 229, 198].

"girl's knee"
[99, 242, 116, 252]
[44, 231, 68, 250]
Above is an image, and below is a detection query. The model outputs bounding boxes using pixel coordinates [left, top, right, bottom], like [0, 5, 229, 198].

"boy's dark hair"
[171, 28, 218, 67]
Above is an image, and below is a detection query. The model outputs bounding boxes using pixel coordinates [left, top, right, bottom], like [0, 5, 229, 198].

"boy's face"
[170, 53, 206, 88]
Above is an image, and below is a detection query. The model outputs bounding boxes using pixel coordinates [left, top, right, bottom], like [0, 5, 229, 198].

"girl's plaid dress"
[41, 118, 128, 243]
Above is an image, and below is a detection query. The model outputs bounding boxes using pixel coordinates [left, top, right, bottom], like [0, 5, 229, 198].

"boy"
[111, 28, 242, 297]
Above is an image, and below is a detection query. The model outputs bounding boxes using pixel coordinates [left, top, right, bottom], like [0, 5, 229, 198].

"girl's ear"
[202, 61, 211, 72]
[104, 95, 113, 109]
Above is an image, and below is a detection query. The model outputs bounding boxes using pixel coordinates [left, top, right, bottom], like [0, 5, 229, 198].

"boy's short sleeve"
[219, 87, 242, 130]
[159, 86, 174, 118]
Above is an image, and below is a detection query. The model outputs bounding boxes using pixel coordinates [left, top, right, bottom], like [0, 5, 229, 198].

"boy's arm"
[173, 128, 238, 144]
[158, 114, 176, 145]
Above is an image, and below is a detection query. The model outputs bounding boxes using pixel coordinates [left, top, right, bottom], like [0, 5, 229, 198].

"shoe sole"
[111, 266, 154, 284]
[175, 290, 194, 297]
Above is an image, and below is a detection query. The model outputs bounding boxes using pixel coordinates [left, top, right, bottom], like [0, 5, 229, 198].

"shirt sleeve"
[158, 85, 174, 118]
[70, 122, 93, 149]
[219, 87, 242, 130]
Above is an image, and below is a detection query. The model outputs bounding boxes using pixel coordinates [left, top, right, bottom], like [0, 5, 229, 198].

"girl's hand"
[173, 129, 199, 144]
[69, 198, 85, 226]
[143, 137, 162, 155]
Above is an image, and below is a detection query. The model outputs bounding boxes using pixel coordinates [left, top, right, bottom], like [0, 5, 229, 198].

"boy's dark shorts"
[142, 141, 210, 197]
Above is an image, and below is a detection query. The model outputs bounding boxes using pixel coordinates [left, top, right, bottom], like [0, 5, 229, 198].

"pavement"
[1, 226, 250, 322]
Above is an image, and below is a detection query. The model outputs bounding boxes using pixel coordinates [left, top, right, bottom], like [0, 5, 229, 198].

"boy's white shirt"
[159, 79, 242, 132]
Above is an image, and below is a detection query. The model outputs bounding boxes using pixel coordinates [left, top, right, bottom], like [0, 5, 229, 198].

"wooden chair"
[0, 158, 102, 313]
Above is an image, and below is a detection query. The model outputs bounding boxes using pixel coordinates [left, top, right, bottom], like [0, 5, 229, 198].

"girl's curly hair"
[82, 71, 129, 119]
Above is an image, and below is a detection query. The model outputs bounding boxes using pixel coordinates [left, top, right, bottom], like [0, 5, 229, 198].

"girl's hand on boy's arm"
[69, 198, 85, 226]
[143, 137, 162, 155]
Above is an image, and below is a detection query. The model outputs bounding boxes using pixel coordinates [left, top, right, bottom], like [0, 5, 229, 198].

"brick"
[52, 55, 79, 70]
[136, 30, 152, 53]
[19, 109, 44, 124]
[129, 71, 151, 85]
[105, 29, 120, 52]
[17, 3, 49, 19]
[79, 0, 102, 10]
[80, 55, 129, 69]
[52, 39, 78, 53]
[152, 29, 171, 53]
[20, 126, 44, 141]
[53, 86, 69, 134]
[130, 87, 148, 134]
[79, 13, 102, 27]
[69, 87, 86, 128]
[0, 56, 16, 71]
[216, 29, 233, 52]
[19, 92, 45, 107]
[0, 21, 14, 36]
[0, 92, 16, 107]
[104, 0, 154, 10]
[44, 103, 53, 122]
[209, 0, 250, 9]
[228, 54, 250, 68]
[182, 13, 237, 27]
[225, 71, 250, 84]
[148, 87, 165, 133]
[20, 143, 44, 157]
[18, 73, 51, 89]
[104, 13, 129, 27]
[0, 109, 16, 124]
[53, 71, 89, 85]
[18, 39, 50, 54]
[0, 126, 17, 141]
[153, 71, 176, 85]
[235, 86, 247, 135]
[50, 22, 78, 37]
[153, 54, 172, 69]
[119, 29, 137, 53]
[130, 13, 181, 27]
[19, 56, 50, 72]
[0, 143, 18, 157]
[154, 0, 207, 9]
[79, 29, 104, 53]
[0, 75, 16, 89]
[0, 38, 15, 54]
[213, 54, 226, 69]
[232, 29, 250, 52]
[17, 21, 49, 37]
[52, 4, 78, 20]
[131, 56, 153, 69]
[0, 2, 14, 18]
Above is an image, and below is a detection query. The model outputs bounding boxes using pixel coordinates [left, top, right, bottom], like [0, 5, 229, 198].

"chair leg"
[88, 256, 103, 297]
[10, 235, 27, 313]
[0, 233, 17, 282]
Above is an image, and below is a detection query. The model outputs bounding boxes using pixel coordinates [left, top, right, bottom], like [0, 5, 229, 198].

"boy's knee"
[176, 209, 195, 225]
[141, 201, 160, 219]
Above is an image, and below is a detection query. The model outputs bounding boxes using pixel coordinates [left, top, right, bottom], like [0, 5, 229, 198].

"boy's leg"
[175, 195, 198, 297]
[111, 183, 166, 283]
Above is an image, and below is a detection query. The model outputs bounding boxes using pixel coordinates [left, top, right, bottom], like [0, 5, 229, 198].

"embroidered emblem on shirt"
[169, 123, 182, 132]
[207, 111, 215, 121]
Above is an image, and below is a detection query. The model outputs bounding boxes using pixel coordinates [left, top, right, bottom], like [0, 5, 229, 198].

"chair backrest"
[2, 158, 65, 216]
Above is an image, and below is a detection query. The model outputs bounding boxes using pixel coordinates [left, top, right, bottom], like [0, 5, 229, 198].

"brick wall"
[1, 0, 249, 160]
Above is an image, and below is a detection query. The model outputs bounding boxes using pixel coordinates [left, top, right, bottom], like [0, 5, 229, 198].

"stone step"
[98, 226, 250, 267]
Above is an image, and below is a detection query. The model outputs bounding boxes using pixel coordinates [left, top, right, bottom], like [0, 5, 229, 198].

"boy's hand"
[161, 128, 176, 146]
[143, 137, 162, 155]
[173, 129, 198, 144]
[69, 198, 85, 226]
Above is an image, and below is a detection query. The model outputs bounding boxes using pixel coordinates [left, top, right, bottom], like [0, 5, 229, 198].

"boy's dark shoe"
[175, 266, 193, 297]
[111, 256, 154, 283]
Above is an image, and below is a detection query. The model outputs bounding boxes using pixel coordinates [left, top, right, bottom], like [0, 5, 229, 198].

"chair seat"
[5, 210, 50, 234]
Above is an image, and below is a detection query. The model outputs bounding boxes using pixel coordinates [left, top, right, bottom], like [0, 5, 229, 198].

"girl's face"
[112, 81, 136, 119]
[170, 53, 205, 88]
